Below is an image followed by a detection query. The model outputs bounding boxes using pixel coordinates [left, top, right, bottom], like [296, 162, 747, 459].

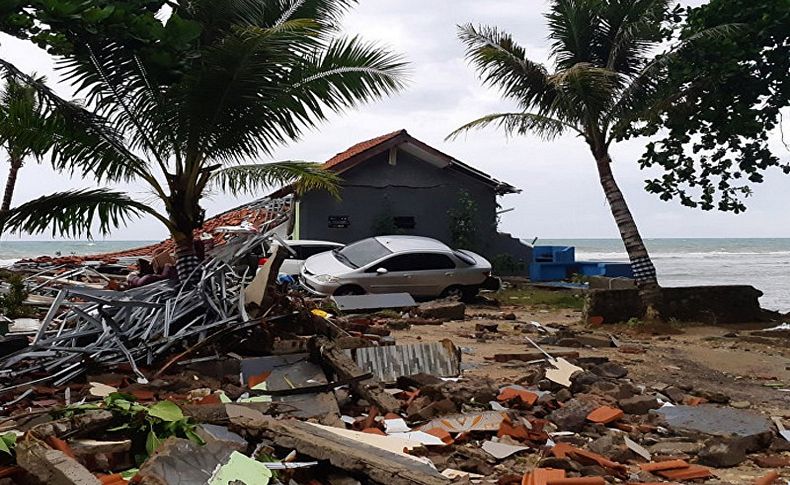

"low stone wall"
[585, 285, 765, 324]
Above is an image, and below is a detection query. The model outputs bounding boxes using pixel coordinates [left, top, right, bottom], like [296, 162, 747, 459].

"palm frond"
[457, 23, 552, 109]
[447, 112, 578, 141]
[0, 59, 150, 183]
[189, 31, 407, 162]
[210, 161, 341, 198]
[0, 189, 153, 238]
[546, 0, 600, 69]
[548, 62, 620, 123]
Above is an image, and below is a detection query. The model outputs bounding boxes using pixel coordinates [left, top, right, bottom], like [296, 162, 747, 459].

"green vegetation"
[0, 432, 15, 455]
[0, 272, 33, 319]
[497, 286, 584, 311]
[448, 189, 478, 251]
[633, 0, 790, 212]
[449, 0, 735, 319]
[491, 253, 526, 275]
[56, 393, 201, 462]
[0, 0, 406, 285]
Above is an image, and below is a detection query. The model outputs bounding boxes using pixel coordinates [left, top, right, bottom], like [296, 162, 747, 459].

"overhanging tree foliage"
[625, 0, 790, 212]
[0, 0, 407, 285]
[449, 0, 733, 319]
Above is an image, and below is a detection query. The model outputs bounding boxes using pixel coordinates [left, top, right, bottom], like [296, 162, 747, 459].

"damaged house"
[276, 130, 533, 272]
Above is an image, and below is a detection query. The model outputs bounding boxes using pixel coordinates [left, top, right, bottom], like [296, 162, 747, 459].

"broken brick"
[586, 406, 624, 424]
[657, 465, 714, 481]
[498, 388, 539, 407]
[638, 459, 690, 472]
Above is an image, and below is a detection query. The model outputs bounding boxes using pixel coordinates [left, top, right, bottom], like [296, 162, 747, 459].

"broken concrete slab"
[256, 418, 446, 485]
[16, 437, 101, 485]
[619, 395, 660, 415]
[195, 424, 248, 452]
[415, 299, 465, 321]
[136, 437, 234, 484]
[656, 405, 774, 452]
[548, 399, 598, 432]
[697, 437, 748, 467]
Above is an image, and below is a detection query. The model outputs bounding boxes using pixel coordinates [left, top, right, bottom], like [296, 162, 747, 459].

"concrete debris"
[415, 298, 466, 321]
[0, 228, 784, 485]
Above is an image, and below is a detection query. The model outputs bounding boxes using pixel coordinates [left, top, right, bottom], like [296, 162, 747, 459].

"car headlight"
[315, 274, 339, 283]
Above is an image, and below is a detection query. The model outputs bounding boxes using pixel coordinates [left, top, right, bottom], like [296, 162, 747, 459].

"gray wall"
[297, 149, 531, 268]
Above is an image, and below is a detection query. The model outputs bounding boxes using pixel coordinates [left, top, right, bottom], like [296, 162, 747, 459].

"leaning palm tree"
[449, 0, 729, 319]
[0, 0, 406, 284]
[0, 76, 54, 214]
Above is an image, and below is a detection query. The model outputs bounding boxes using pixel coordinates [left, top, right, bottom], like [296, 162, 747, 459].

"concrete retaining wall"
[585, 285, 765, 324]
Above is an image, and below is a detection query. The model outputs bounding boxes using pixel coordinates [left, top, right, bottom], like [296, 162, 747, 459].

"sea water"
[539, 238, 790, 313]
[0, 238, 787, 312]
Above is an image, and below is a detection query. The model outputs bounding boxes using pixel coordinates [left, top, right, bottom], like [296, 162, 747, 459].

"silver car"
[300, 235, 495, 300]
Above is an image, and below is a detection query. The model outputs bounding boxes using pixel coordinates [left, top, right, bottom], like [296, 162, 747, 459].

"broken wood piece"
[311, 337, 401, 414]
[255, 417, 446, 485]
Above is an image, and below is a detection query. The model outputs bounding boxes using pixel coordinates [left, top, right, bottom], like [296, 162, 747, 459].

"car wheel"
[334, 285, 365, 296]
[442, 285, 478, 302]
[441, 285, 465, 300]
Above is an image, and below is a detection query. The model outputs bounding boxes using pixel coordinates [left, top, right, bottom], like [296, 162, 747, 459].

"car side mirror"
[376, 267, 388, 275]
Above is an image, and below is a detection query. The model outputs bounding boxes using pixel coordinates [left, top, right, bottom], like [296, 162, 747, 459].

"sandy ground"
[390, 302, 790, 483]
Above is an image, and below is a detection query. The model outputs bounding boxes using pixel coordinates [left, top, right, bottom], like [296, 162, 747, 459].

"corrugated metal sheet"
[352, 340, 460, 383]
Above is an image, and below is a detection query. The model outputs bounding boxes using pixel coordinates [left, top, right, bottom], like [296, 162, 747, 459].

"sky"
[0, 0, 788, 242]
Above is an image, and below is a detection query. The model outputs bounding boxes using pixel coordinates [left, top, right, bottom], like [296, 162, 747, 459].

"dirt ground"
[391, 300, 790, 483]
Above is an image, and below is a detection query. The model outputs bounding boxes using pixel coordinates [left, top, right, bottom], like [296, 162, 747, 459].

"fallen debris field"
[0, 232, 788, 484]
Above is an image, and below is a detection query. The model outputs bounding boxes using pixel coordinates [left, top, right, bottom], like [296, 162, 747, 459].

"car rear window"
[336, 238, 392, 268]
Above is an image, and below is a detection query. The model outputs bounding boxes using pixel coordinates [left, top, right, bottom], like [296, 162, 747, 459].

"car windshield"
[334, 238, 392, 268]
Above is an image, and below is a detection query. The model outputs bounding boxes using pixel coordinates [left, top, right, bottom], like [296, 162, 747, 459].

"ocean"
[0, 238, 787, 313]
[539, 238, 790, 313]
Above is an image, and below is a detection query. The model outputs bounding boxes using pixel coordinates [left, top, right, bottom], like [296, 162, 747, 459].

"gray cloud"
[0, 0, 787, 242]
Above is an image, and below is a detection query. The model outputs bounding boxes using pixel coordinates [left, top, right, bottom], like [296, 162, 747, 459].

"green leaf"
[184, 428, 204, 445]
[0, 433, 17, 455]
[145, 429, 163, 456]
[147, 400, 184, 422]
[107, 423, 131, 432]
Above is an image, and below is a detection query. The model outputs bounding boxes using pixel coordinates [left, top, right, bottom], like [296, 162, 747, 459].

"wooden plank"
[311, 337, 401, 414]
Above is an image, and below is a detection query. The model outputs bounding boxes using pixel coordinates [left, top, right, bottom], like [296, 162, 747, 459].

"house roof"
[310, 129, 519, 195]
[18, 197, 293, 266]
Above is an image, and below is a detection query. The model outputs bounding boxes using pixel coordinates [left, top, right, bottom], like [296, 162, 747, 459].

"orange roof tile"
[322, 130, 405, 171]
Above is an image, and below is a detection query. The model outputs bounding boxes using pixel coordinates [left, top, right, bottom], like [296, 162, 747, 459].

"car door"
[407, 252, 457, 296]
[365, 253, 422, 294]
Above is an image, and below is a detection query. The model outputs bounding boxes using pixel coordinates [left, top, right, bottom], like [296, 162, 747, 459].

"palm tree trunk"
[1, 156, 23, 213]
[595, 153, 663, 320]
[174, 235, 201, 287]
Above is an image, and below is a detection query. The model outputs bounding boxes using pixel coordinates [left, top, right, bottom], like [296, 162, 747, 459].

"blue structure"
[529, 246, 634, 282]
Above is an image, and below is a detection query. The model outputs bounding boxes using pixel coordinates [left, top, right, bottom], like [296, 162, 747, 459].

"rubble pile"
[0, 238, 787, 483]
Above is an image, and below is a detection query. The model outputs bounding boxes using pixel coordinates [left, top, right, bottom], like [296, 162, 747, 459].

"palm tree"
[449, 0, 729, 319]
[0, 76, 53, 214]
[0, 0, 406, 285]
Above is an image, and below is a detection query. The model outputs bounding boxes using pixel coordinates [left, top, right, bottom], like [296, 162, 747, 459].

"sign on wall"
[328, 216, 350, 229]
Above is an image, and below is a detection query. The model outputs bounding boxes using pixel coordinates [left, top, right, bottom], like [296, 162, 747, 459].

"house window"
[393, 216, 415, 230]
